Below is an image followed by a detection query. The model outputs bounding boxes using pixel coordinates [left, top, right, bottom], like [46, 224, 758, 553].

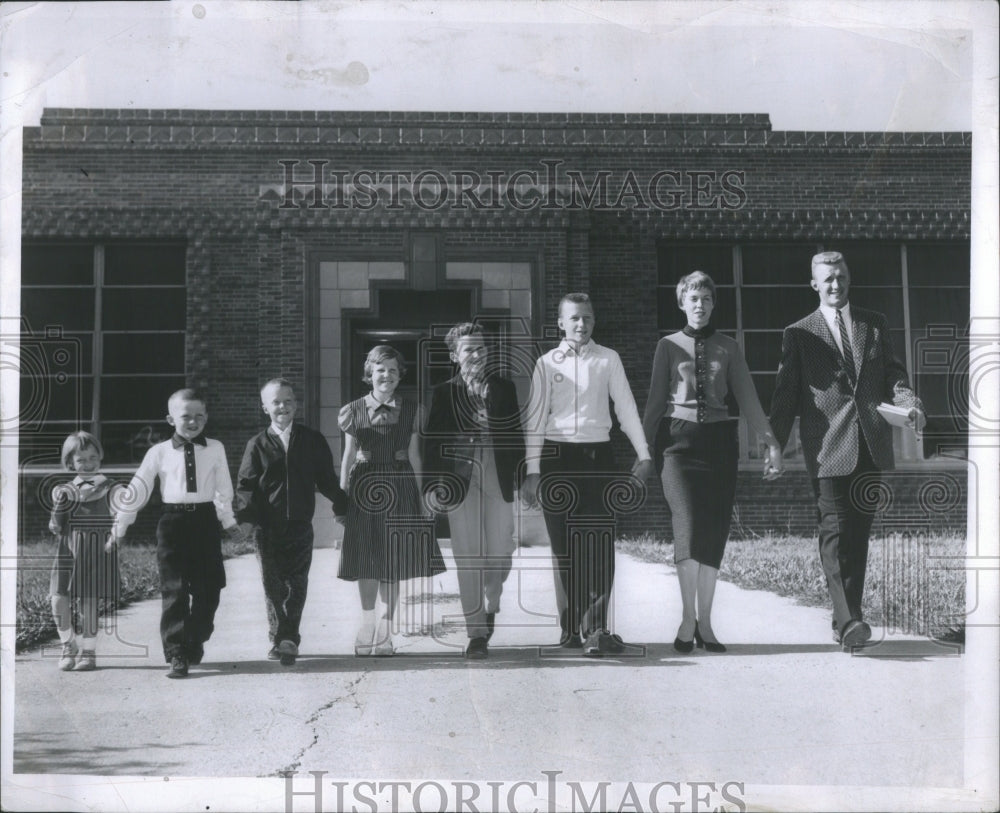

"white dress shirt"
[112, 437, 236, 536]
[525, 339, 651, 475]
[270, 423, 292, 451]
[818, 302, 855, 358]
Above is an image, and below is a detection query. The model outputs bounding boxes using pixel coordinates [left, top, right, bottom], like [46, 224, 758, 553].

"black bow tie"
[171, 433, 207, 448]
[77, 479, 96, 486]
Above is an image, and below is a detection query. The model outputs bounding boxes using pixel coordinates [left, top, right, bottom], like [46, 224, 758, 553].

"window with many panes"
[657, 241, 970, 465]
[20, 243, 187, 464]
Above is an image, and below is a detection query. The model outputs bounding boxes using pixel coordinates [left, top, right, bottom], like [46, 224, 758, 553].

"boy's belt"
[162, 502, 214, 512]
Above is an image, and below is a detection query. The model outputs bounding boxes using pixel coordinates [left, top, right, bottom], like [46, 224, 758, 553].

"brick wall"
[19, 109, 970, 540]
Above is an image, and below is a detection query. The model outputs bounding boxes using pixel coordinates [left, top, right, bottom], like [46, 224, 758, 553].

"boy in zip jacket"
[235, 378, 349, 666]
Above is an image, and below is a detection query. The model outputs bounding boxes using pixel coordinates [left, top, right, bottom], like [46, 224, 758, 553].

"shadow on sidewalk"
[726, 639, 963, 660]
[14, 732, 192, 774]
[174, 644, 719, 677]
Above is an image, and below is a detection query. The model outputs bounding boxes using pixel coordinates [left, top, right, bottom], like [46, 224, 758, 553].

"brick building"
[18, 109, 970, 539]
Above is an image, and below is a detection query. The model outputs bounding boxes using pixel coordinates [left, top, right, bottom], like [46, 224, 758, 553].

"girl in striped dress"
[48, 431, 122, 671]
[337, 345, 445, 656]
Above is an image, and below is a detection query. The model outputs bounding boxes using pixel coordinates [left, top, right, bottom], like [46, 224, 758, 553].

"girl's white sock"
[51, 596, 74, 643]
[81, 636, 97, 653]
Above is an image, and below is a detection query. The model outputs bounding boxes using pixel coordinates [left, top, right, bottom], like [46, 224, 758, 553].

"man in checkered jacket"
[768, 251, 925, 649]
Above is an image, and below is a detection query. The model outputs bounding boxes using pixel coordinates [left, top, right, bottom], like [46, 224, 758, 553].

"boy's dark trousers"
[156, 504, 226, 662]
[539, 441, 617, 640]
[255, 520, 313, 647]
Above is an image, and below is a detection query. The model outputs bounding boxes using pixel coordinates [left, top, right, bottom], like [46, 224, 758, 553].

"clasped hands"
[762, 443, 785, 481]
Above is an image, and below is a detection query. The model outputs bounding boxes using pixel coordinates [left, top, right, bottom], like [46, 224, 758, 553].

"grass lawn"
[15, 534, 257, 653]
[617, 531, 966, 642]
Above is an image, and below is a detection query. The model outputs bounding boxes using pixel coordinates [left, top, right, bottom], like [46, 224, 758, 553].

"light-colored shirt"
[525, 339, 651, 475]
[112, 437, 236, 536]
[269, 423, 292, 451]
[641, 330, 777, 444]
[818, 302, 855, 360]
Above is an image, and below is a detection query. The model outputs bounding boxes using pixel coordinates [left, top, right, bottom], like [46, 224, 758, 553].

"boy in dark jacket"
[236, 378, 349, 665]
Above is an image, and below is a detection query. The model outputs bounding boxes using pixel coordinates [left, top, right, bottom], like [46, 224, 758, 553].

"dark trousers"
[255, 520, 314, 646]
[540, 441, 617, 639]
[811, 437, 879, 632]
[156, 504, 226, 662]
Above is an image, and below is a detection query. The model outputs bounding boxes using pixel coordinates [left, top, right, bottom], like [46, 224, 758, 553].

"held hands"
[224, 523, 253, 546]
[520, 473, 540, 510]
[631, 458, 656, 481]
[763, 443, 785, 481]
[104, 531, 121, 553]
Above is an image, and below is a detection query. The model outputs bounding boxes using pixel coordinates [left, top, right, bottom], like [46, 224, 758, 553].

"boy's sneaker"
[267, 645, 280, 660]
[582, 630, 604, 658]
[277, 639, 298, 667]
[58, 640, 78, 671]
[73, 650, 97, 671]
[166, 656, 189, 679]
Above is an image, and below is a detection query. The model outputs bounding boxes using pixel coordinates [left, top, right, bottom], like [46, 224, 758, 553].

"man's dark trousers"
[811, 433, 880, 631]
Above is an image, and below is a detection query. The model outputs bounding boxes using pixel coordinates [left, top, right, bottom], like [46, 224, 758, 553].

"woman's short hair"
[61, 431, 104, 470]
[444, 322, 484, 353]
[362, 345, 406, 385]
[676, 271, 716, 306]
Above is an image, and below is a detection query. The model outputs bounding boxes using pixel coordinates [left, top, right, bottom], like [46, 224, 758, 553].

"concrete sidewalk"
[10, 538, 964, 799]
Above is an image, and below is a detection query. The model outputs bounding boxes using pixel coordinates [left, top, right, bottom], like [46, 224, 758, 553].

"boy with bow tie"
[111, 389, 239, 678]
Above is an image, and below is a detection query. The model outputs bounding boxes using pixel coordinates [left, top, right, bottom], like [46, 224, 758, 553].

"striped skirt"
[338, 462, 446, 582]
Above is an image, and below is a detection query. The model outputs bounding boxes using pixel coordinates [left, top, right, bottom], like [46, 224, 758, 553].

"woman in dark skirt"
[337, 345, 446, 656]
[642, 271, 784, 653]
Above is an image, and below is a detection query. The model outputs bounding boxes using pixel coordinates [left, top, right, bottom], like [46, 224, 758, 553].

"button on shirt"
[112, 436, 236, 536]
[525, 339, 650, 475]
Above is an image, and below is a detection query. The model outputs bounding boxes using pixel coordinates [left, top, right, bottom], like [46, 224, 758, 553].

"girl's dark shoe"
[673, 636, 694, 653]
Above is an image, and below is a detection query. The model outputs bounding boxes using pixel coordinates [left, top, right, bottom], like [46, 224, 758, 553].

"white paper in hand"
[876, 402, 915, 428]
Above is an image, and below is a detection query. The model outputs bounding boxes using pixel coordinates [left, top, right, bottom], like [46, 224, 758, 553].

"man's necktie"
[836, 309, 856, 386]
[183, 442, 197, 492]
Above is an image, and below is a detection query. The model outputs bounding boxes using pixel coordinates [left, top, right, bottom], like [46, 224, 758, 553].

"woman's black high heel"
[673, 636, 694, 653]
[694, 623, 727, 653]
